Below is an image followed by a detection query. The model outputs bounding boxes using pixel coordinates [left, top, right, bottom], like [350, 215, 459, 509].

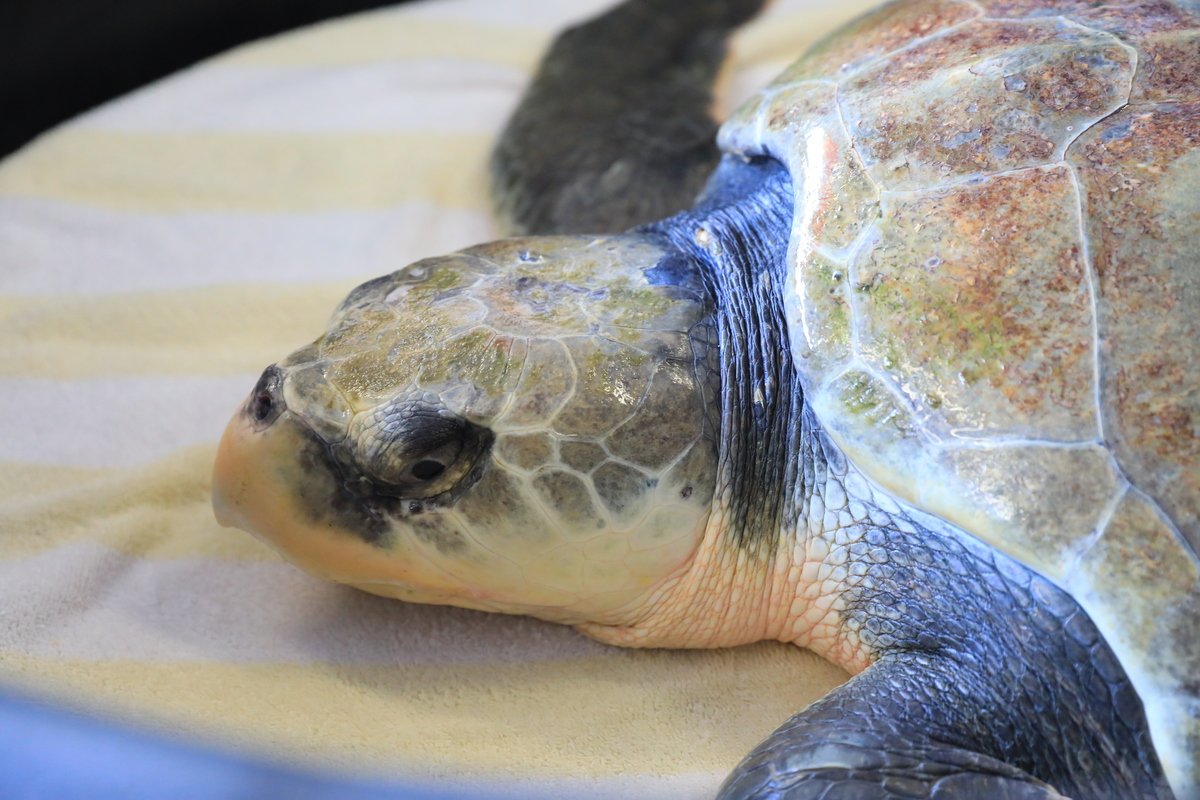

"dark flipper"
[717, 657, 1070, 800]
[711, 550, 1174, 799]
[712, 503, 1176, 799]
[491, 0, 765, 235]
[709, 503, 1174, 800]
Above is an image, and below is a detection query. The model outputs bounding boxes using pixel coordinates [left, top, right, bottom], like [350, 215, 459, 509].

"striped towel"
[0, 0, 869, 795]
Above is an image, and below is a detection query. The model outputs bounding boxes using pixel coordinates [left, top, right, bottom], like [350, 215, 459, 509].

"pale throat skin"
[580, 435, 879, 677]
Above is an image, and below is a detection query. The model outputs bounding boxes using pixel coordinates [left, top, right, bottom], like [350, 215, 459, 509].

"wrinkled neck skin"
[577, 156, 856, 662]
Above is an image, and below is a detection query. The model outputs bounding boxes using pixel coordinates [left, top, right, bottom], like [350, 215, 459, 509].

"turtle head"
[213, 235, 721, 624]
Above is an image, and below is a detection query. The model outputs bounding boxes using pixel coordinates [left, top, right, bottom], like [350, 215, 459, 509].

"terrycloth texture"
[0, 0, 872, 795]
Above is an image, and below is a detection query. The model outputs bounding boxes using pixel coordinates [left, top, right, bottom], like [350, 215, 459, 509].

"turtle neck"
[651, 155, 811, 558]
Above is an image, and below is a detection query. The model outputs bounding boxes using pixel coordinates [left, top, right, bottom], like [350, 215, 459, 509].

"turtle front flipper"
[714, 502, 1175, 800]
[718, 657, 1069, 800]
[491, 0, 766, 235]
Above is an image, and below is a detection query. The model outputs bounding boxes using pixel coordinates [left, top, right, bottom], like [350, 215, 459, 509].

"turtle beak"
[211, 400, 494, 607]
[211, 411, 257, 531]
[212, 364, 297, 535]
[210, 404, 340, 562]
[211, 379, 318, 549]
[211, 407, 293, 537]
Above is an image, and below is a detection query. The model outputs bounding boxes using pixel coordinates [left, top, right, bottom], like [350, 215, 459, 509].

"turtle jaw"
[211, 409, 273, 536]
[212, 392, 719, 625]
[212, 406, 489, 608]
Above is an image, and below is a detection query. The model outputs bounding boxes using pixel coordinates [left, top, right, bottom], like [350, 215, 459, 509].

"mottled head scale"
[214, 0, 1200, 797]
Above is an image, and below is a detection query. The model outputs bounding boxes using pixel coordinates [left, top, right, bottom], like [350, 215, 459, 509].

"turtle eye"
[350, 400, 489, 498]
[411, 459, 447, 481]
[400, 433, 465, 485]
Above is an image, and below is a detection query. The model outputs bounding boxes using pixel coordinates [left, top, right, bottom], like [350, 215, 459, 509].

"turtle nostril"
[411, 459, 447, 481]
[247, 365, 285, 428]
[250, 389, 275, 422]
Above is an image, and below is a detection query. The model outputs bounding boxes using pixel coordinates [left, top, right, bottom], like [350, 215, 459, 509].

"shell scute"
[754, 82, 881, 252]
[838, 18, 1135, 190]
[720, 81, 880, 378]
[778, 0, 982, 83]
[811, 367, 934, 505]
[816, 365, 1122, 583]
[790, 251, 854, 370]
[723, 81, 881, 264]
[855, 166, 1097, 441]
[975, 0, 1198, 36]
[1067, 101, 1200, 556]
[1070, 489, 1200, 785]
[934, 444, 1122, 581]
[1130, 29, 1200, 101]
[973, 0, 1200, 101]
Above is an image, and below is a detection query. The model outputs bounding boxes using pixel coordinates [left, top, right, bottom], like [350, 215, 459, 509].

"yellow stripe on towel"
[0, 650, 847, 780]
[0, 446, 269, 561]
[0, 131, 492, 213]
[221, 15, 546, 70]
[0, 463, 109, 502]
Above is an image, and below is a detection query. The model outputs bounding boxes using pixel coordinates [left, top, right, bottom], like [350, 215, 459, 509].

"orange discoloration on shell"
[972, 0, 1200, 100]
[720, 81, 879, 378]
[1131, 29, 1200, 101]
[733, 81, 880, 254]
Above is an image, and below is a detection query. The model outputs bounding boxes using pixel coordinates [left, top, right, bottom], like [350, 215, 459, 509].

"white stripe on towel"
[0, 376, 255, 467]
[0, 197, 494, 295]
[76, 61, 527, 135]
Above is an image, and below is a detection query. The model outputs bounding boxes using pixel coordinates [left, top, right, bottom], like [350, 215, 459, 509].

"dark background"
[0, 0, 417, 159]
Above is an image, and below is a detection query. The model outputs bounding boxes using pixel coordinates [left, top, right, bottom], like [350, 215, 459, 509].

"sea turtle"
[211, 0, 1200, 797]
